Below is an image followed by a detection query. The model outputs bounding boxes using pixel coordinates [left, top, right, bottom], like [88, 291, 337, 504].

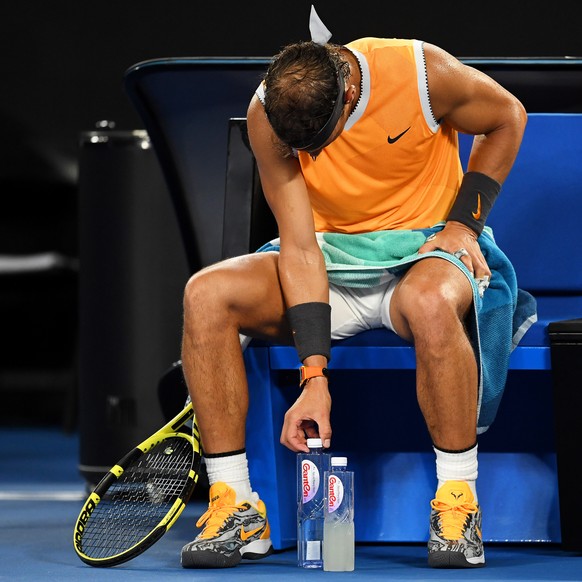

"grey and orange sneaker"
[181, 482, 273, 568]
[428, 480, 485, 568]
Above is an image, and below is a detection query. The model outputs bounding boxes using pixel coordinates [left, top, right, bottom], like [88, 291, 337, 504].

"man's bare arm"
[246, 94, 332, 452]
[425, 42, 527, 183]
[246, 95, 329, 307]
[419, 44, 527, 278]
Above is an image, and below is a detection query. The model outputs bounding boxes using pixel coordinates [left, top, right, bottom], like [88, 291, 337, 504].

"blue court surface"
[1, 427, 581, 581]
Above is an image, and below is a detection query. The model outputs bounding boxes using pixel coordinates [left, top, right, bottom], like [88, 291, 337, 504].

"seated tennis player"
[179, 7, 527, 570]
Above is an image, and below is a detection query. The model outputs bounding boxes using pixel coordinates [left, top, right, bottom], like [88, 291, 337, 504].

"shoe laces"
[195, 482, 255, 539]
[431, 497, 479, 541]
[196, 501, 247, 539]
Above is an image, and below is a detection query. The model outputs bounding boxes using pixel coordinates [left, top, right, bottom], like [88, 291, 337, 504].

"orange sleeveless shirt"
[297, 38, 463, 233]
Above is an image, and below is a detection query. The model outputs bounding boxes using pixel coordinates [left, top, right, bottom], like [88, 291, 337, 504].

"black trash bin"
[549, 317, 582, 552]
[77, 125, 190, 488]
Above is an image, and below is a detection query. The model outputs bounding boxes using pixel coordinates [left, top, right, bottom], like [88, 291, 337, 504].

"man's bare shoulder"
[423, 42, 468, 82]
[423, 42, 514, 120]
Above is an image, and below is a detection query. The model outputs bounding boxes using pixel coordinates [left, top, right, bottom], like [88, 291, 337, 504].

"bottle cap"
[306, 438, 323, 448]
[331, 456, 348, 466]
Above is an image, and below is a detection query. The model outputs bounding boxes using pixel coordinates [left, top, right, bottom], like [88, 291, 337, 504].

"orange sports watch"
[299, 366, 329, 389]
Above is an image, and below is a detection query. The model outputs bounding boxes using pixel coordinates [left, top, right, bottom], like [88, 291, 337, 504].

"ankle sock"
[434, 443, 479, 501]
[203, 450, 255, 503]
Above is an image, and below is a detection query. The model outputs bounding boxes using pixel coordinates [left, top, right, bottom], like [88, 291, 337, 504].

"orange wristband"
[299, 366, 329, 389]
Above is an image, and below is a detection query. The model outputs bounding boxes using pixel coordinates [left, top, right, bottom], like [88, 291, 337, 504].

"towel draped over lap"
[257, 224, 538, 433]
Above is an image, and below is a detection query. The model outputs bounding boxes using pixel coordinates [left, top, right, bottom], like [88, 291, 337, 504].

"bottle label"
[306, 540, 321, 560]
[327, 474, 344, 513]
[301, 460, 320, 502]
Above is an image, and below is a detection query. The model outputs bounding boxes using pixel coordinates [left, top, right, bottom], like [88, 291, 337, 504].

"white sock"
[203, 451, 255, 504]
[434, 443, 479, 502]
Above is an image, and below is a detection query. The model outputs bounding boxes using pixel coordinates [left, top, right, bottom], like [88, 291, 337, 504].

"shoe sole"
[428, 550, 485, 568]
[241, 539, 274, 560]
[181, 540, 273, 569]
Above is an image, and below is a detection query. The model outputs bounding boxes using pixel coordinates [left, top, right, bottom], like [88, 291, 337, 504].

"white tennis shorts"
[328, 274, 400, 339]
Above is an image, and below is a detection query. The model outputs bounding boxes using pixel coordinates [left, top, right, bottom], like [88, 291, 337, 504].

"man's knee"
[183, 265, 231, 323]
[397, 275, 472, 336]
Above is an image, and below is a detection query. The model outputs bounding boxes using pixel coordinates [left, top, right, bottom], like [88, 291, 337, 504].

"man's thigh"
[197, 251, 290, 342]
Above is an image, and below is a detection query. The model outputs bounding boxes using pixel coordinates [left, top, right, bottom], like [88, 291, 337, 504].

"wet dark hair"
[263, 41, 350, 152]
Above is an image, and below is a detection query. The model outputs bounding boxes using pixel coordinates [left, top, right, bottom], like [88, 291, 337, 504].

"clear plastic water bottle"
[297, 437, 330, 568]
[323, 456, 355, 571]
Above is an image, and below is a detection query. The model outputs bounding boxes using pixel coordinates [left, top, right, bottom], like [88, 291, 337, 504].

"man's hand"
[280, 377, 332, 453]
[418, 221, 491, 283]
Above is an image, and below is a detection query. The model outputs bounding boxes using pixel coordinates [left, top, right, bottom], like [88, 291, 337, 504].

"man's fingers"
[318, 424, 332, 449]
[281, 423, 309, 452]
[281, 413, 332, 452]
[280, 414, 319, 452]
[422, 229, 491, 296]
[300, 420, 319, 440]
[281, 384, 332, 452]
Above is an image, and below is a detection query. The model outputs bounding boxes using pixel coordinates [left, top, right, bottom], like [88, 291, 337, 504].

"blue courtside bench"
[122, 60, 582, 551]
[241, 114, 582, 550]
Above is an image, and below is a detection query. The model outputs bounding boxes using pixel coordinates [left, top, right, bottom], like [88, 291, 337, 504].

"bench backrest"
[459, 113, 582, 294]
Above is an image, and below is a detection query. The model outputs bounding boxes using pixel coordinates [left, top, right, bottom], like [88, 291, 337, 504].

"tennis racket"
[73, 402, 202, 567]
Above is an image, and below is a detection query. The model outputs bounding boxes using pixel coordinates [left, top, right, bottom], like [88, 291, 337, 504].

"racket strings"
[79, 436, 193, 559]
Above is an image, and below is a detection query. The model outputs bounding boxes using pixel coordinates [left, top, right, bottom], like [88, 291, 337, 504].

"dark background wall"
[2, 0, 582, 174]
